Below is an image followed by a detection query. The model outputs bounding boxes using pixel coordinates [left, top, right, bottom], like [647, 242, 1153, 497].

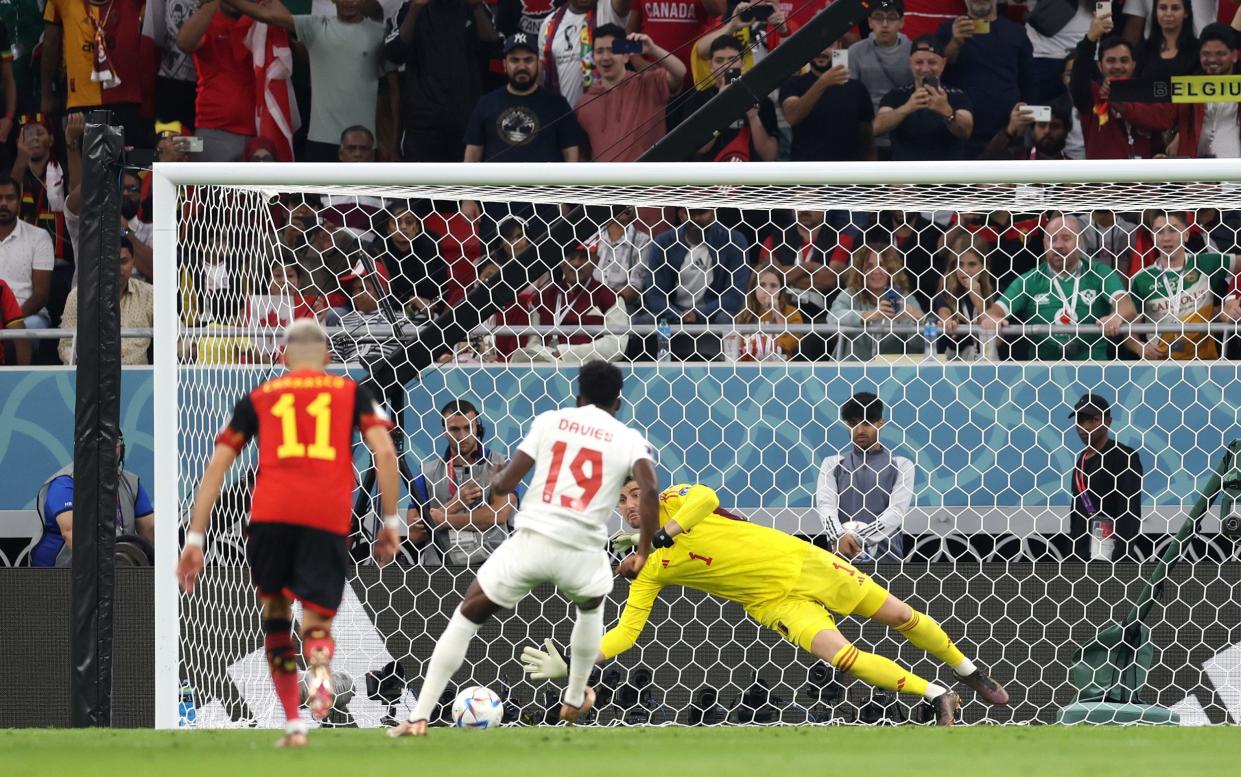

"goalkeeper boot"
[955, 668, 1010, 706]
[559, 686, 596, 726]
[305, 664, 335, 722]
[931, 691, 961, 727]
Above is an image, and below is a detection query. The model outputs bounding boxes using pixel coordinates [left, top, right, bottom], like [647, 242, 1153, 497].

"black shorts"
[246, 522, 349, 617]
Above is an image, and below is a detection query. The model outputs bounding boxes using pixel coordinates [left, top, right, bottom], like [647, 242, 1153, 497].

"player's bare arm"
[364, 425, 402, 566]
[178, 443, 240, 593]
[490, 450, 535, 496]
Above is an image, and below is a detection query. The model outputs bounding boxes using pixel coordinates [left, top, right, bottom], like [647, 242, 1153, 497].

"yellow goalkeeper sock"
[831, 644, 944, 701]
[895, 610, 971, 673]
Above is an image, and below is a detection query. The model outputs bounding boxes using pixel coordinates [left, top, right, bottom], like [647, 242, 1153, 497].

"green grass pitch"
[3, 726, 1239, 777]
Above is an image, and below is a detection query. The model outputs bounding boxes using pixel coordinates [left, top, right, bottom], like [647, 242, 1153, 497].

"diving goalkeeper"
[520, 481, 1009, 725]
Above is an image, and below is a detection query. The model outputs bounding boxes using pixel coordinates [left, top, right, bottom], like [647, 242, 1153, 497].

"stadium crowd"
[1, 0, 1241, 365]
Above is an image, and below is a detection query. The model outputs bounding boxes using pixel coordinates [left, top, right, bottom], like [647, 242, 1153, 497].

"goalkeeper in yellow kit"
[520, 481, 1009, 725]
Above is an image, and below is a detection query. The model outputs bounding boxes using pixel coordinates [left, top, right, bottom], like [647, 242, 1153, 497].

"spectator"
[411, 399, 517, 566]
[231, 0, 388, 162]
[731, 263, 805, 361]
[873, 36, 975, 161]
[575, 27, 686, 162]
[939, 0, 1035, 158]
[902, 0, 960, 39]
[512, 244, 631, 363]
[142, 0, 199, 127]
[1125, 210, 1237, 360]
[385, 0, 498, 164]
[0, 20, 16, 156]
[848, 0, 914, 159]
[379, 201, 446, 321]
[933, 230, 995, 359]
[11, 115, 71, 274]
[1061, 50, 1087, 159]
[1070, 23, 1163, 158]
[58, 239, 153, 365]
[539, 0, 634, 107]
[280, 208, 358, 307]
[0, 276, 29, 365]
[33, 435, 155, 567]
[0, 176, 52, 329]
[757, 209, 849, 313]
[644, 206, 749, 338]
[465, 33, 582, 162]
[781, 42, 876, 161]
[686, 35, 779, 161]
[1025, 0, 1094, 103]
[245, 136, 279, 163]
[1079, 210, 1141, 270]
[981, 98, 1073, 159]
[816, 392, 916, 563]
[0, 5, 43, 118]
[1119, 22, 1238, 158]
[246, 262, 325, 363]
[495, 0, 558, 38]
[982, 214, 1136, 361]
[829, 242, 925, 361]
[593, 206, 651, 311]
[120, 170, 153, 252]
[41, 0, 151, 147]
[1066, 393, 1145, 561]
[628, 0, 723, 77]
[872, 209, 940, 306]
[1138, 0, 1200, 78]
[692, 2, 793, 89]
[176, 0, 256, 163]
[194, 292, 250, 364]
[331, 265, 416, 366]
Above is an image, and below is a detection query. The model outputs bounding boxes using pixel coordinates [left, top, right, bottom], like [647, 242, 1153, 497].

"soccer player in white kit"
[389, 361, 660, 737]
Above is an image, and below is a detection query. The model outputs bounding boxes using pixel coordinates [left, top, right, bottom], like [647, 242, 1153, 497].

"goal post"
[152, 160, 1241, 729]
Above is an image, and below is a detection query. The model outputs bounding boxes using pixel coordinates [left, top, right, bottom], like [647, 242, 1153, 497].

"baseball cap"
[504, 32, 538, 56]
[870, 0, 904, 16]
[910, 35, 946, 57]
[1069, 393, 1111, 419]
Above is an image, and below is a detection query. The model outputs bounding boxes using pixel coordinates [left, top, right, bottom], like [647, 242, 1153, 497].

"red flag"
[245, 22, 300, 162]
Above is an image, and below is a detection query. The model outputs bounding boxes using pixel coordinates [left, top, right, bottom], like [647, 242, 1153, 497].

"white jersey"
[514, 405, 654, 552]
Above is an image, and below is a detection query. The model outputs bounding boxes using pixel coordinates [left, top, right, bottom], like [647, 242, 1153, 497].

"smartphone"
[739, 4, 775, 22]
[882, 287, 903, 313]
[1027, 104, 1052, 122]
[611, 38, 643, 54]
[724, 67, 743, 85]
[973, 18, 991, 34]
[177, 136, 204, 153]
[1095, 1, 1110, 17]
[831, 49, 849, 70]
[921, 75, 941, 90]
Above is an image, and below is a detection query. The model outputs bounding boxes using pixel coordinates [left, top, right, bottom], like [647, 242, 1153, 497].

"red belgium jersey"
[216, 370, 393, 535]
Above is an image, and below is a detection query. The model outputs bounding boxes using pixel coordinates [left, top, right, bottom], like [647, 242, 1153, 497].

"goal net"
[153, 161, 1241, 730]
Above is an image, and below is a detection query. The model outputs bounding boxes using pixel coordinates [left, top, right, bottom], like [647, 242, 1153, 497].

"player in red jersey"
[178, 319, 402, 748]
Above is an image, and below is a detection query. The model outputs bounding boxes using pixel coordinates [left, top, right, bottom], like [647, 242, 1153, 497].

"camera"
[365, 660, 409, 726]
[738, 4, 775, 22]
[724, 67, 743, 85]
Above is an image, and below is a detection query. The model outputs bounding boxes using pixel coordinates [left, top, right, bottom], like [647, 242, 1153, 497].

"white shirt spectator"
[538, 2, 626, 107]
[0, 219, 55, 307]
[594, 222, 651, 292]
[1200, 102, 1241, 158]
[674, 242, 713, 310]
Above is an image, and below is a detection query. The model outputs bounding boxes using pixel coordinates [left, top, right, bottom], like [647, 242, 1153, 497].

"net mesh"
[169, 176, 1241, 728]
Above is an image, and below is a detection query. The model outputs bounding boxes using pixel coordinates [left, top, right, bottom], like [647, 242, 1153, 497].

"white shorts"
[475, 528, 613, 609]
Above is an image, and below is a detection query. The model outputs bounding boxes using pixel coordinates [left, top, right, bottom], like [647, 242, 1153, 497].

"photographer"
[411, 400, 517, 566]
[684, 34, 779, 162]
[873, 36, 974, 161]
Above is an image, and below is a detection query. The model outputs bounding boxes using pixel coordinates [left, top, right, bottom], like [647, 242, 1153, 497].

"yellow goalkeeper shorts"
[745, 547, 889, 653]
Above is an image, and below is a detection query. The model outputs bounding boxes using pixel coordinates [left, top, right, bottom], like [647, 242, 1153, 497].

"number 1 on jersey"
[272, 392, 337, 461]
[543, 441, 603, 511]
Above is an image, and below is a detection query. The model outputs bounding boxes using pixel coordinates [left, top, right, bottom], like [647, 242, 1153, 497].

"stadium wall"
[0, 364, 1237, 515]
[2, 564, 1238, 727]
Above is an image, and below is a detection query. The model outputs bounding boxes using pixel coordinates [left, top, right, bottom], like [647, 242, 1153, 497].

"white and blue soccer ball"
[451, 686, 504, 730]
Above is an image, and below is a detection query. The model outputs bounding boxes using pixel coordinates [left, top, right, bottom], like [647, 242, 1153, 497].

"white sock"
[923, 683, 950, 702]
[952, 658, 977, 676]
[564, 606, 603, 708]
[409, 609, 480, 722]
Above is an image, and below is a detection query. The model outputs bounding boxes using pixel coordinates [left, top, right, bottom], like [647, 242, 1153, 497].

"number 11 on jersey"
[543, 441, 603, 511]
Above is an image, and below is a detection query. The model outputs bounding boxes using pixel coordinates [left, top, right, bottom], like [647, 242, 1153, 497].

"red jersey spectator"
[757, 209, 851, 312]
[177, 0, 258, 163]
[41, 0, 152, 147]
[0, 276, 29, 365]
[11, 116, 70, 265]
[626, 0, 724, 77]
[1069, 24, 1162, 158]
[575, 26, 686, 161]
[511, 244, 630, 363]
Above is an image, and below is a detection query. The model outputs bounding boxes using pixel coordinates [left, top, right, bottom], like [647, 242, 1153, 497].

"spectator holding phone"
[873, 36, 974, 160]
[981, 99, 1073, 159]
[829, 243, 925, 360]
[685, 35, 779, 161]
[848, 0, 914, 160]
[1070, 11, 1163, 158]
[780, 42, 876, 161]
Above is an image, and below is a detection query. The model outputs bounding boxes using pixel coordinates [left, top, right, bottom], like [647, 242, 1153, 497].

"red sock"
[302, 627, 335, 667]
[264, 630, 301, 723]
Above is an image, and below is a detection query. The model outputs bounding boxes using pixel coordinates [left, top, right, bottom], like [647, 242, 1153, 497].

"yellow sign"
[1166, 76, 1241, 103]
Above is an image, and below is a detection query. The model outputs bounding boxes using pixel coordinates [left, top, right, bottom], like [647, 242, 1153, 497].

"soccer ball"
[451, 686, 504, 730]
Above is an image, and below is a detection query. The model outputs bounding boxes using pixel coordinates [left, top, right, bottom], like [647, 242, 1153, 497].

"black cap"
[1070, 393, 1111, 419]
[871, 0, 904, 15]
[911, 35, 946, 57]
[503, 32, 538, 56]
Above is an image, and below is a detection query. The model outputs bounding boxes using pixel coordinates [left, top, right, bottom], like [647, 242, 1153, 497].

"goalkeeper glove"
[520, 638, 568, 680]
[652, 528, 674, 549]
[610, 530, 640, 553]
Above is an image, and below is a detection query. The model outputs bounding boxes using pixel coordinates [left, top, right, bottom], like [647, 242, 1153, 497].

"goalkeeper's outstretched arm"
[660, 484, 720, 542]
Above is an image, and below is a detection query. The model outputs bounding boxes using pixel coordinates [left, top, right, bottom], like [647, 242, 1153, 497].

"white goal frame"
[151, 158, 1241, 729]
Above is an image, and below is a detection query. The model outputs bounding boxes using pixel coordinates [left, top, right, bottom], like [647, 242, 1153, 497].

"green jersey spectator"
[983, 214, 1135, 360]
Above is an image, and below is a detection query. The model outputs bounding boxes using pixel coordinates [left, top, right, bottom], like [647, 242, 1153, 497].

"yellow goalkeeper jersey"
[599, 483, 813, 659]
